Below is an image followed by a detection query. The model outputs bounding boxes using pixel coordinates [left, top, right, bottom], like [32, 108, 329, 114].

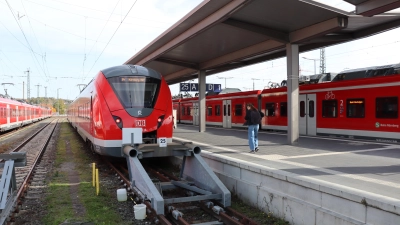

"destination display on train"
[120, 77, 146, 82]
[349, 100, 364, 104]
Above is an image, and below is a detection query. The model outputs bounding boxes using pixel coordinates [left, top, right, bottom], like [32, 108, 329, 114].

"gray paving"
[173, 124, 400, 200]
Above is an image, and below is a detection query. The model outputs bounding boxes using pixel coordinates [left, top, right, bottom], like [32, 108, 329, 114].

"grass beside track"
[43, 122, 125, 225]
[230, 195, 289, 225]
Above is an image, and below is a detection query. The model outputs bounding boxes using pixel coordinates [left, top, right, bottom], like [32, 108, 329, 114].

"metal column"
[286, 44, 299, 145]
[198, 70, 206, 132]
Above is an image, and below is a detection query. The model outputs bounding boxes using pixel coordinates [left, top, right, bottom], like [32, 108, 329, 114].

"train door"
[299, 94, 316, 136]
[16, 106, 19, 122]
[6, 105, 10, 125]
[193, 103, 199, 126]
[223, 100, 232, 128]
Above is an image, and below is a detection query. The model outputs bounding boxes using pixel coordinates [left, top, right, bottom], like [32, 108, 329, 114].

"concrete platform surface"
[173, 124, 400, 200]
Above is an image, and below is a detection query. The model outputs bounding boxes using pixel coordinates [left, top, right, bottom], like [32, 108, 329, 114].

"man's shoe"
[248, 150, 255, 154]
[255, 147, 259, 152]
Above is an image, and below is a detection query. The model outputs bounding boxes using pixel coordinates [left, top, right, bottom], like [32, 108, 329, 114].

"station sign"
[180, 83, 222, 92]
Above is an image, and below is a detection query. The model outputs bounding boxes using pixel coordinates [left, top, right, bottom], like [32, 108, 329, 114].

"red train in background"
[174, 64, 400, 143]
[0, 96, 52, 132]
[67, 65, 174, 157]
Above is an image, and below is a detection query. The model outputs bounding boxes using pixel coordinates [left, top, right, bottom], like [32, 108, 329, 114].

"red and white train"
[0, 96, 52, 132]
[67, 65, 174, 157]
[174, 64, 400, 143]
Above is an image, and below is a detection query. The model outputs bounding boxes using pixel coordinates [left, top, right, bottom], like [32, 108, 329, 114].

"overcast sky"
[1, 0, 400, 100]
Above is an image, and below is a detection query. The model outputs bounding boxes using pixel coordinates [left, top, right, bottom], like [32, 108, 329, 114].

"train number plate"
[136, 120, 146, 127]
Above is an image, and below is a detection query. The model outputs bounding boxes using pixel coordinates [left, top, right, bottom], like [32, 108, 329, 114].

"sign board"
[122, 128, 143, 144]
[180, 83, 221, 92]
[158, 137, 167, 147]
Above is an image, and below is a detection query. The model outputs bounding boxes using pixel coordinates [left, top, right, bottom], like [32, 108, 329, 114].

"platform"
[172, 124, 400, 225]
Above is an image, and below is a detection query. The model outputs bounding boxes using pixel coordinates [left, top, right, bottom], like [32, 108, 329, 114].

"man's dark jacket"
[244, 110, 261, 125]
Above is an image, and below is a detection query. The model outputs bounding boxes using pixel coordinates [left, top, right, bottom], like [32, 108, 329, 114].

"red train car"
[67, 65, 174, 157]
[174, 90, 260, 128]
[0, 96, 52, 132]
[174, 64, 400, 143]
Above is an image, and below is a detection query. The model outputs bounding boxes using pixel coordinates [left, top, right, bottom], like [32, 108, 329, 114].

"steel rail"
[15, 120, 58, 199]
[7, 119, 59, 223]
[0, 119, 56, 161]
[104, 158, 172, 225]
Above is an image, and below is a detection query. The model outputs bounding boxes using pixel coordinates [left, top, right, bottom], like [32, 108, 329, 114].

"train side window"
[309, 100, 315, 118]
[347, 99, 365, 118]
[280, 102, 287, 117]
[265, 103, 275, 116]
[215, 105, 221, 116]
[234, 104, 242, 116]
[187, 107, 190, 116]
[376, 97, 398, 118]
[207, 106, 212, 116]
[300, 101, 305, 117]
[322, 100, 338, 118]
[181, 106, 185, 116]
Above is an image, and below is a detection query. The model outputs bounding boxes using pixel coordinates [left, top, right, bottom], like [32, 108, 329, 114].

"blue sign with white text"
[180, 83, 221, 92]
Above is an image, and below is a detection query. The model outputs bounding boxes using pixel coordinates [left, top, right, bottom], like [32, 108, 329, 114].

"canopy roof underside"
[125, 0, 400, 84]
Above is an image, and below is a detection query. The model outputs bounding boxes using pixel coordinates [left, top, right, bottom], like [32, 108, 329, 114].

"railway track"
[104, 157, 259, 225]
[0, 122, 37, 142]
[0, 119, 58, 224]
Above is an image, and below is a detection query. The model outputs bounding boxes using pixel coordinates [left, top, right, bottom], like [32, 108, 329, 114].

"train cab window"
[234, 104, 242, 116]
[300, 101, 305, 117]
[376, 97, 398, 118]
[309, 100, 315, 118]
[347, 99, 365, 118]
[215, 105, 221, 116]
[108, 76, 161, 109]
[322, 100, 338, 118]
[265, 103, 275, 117]
[280, 102, 287, 117]
[207, 106, 212, 116]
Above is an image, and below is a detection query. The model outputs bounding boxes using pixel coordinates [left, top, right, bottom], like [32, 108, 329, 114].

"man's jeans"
[248, 124, 259, 151]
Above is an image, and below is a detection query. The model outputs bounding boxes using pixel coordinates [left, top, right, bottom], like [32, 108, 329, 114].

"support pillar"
[198, 70, 206, 132]
[286, 44, 299, 145]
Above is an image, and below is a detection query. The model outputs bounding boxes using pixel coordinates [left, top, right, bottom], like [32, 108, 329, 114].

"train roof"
[101, 65, 162, 79]
[0, 97, 50, 109]
[332, 63, 400, 82]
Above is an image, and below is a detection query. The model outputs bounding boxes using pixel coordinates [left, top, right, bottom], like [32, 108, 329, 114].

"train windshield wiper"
[129, 90, 133, 108]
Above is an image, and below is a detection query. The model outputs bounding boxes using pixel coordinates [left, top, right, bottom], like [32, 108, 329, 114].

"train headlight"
[112, 115, 123, 129]
[157, 115, 165, 128]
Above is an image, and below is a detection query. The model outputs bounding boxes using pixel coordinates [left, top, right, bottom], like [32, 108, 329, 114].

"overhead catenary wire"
[0, 20, 42, 56]
[25, 0, 171, 25]
[83, 0, 138, 80]
[5, 0, 48, 80]
[23, 0, 166, 28]
[20, 0, 52, 79]
[85, 0, 121, 63]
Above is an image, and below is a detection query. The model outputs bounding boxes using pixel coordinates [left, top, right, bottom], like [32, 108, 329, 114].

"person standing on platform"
[244, 103, 261, 153]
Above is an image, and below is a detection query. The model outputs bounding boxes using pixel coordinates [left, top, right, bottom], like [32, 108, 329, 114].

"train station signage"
[179, 83, 221, 92]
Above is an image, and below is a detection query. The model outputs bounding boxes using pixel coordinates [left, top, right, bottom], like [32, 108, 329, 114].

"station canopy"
[125, 0, 400, 85]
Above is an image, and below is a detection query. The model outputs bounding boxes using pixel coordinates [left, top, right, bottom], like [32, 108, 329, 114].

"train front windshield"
[108, 76, 161, 109]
